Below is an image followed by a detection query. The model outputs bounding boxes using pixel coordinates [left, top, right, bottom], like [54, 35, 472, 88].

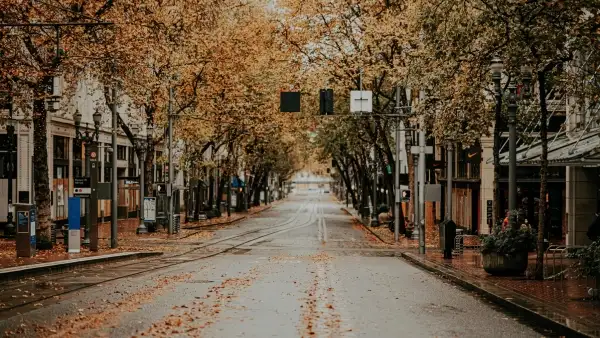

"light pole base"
[370, 214, 379, 227]
[136, 223, 148, 235]
[411, 227, 420, 240]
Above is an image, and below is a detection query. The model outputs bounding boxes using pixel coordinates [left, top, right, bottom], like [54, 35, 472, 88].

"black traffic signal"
[319, 89, 334, 115]
[280, 92, 301, 112]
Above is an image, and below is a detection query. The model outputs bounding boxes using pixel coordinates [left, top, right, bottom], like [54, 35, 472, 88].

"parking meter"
[15, 204, 36, 258]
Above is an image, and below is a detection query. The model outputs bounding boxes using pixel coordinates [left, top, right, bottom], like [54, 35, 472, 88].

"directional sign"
[411, 145, 434, 155]
[74, 177, 90, 188]
[74, 177, 91, 198]
[350, 90, 373, 113]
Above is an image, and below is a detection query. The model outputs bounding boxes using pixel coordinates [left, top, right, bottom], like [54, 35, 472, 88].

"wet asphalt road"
[0, 191, 544, 337]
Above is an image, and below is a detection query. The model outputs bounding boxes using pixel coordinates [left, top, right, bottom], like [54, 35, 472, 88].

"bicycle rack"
[454, 235, 464, 255]
[544, 245, 568, 280]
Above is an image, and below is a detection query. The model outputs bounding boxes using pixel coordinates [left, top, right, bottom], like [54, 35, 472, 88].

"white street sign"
[411, 145, 433, 155]
[350, 90, 373, 113]
[144, 197, 157, 222]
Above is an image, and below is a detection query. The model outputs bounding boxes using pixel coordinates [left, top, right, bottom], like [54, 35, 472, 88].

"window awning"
[493, 128, 600, 167]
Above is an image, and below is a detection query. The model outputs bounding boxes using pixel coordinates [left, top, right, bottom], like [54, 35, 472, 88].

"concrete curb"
[0, 251, 163, 283]
[340, 206, 393, 245]
[183, 204, 274, 230]
[400, 251, 594, 338]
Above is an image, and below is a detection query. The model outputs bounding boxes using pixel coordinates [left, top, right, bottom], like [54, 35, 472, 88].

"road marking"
[322, 206, 328, 243]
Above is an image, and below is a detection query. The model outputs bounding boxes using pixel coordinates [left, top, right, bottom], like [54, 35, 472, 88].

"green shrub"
[481, 227, 536, 255]
[576, 240, 600, 277]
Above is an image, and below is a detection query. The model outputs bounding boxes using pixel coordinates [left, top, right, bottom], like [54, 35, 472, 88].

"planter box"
[482, 251, 528, 276]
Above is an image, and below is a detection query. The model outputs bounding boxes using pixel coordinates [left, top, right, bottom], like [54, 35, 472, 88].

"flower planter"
[482, 251, 528, 276]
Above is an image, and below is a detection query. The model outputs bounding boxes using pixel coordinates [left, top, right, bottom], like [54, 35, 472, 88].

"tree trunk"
[217, 175, 225, 215]
[194, 180, 201, 220]
[208, 169, 215, 208]
[33, 82, 51, 240]
[144, 143, 155, 197]
[535, 71, 550, 280]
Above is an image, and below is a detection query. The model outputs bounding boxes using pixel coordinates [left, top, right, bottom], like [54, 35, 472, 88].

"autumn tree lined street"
[0, 192, 544, 337]
[1, 0, 600, 336]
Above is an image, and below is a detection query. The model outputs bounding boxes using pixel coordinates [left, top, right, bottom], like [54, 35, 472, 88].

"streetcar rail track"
[0, 198, 319, 316]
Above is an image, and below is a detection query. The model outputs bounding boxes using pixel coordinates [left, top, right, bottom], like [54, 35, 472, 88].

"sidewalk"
[402, 250, 600, 337]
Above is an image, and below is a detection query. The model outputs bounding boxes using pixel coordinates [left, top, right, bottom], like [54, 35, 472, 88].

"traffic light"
[319, 89, 334, 115]
[280, 92, 301, 112]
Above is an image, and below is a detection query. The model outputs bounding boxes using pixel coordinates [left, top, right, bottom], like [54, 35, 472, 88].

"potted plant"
[576, 240, 600, 300]
[480, 215, 536, 276]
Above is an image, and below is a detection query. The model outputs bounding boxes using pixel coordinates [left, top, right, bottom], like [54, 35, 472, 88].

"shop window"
[74, 165, 83, 178]
[117, 145, 127, 161]
[73, 141, 82, 160]
[128, 147, 136, 164]
[0, 153, 17, 179]
[156, 164, 164, 182]
[53, 165, 69, 179]
[104, 144, 112, 163]
[53, 136, 68, 160]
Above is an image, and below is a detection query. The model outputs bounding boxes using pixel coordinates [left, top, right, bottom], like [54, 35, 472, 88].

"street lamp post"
[490, 58, 532, 229]
[73, 109, 102, 245]
[5, 104, 15, 235]
[371, 146, 378, 226]
[507, 81, 518, 228]
[130, 123, 153, 234]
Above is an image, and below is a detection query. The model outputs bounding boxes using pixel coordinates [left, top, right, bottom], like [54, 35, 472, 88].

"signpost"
[74, 177, 91, 198]
[89, 145, 99, 251]
[411, 137, 433, 255]
[68, 197, 81, 253]
[144, 197, 157, 222]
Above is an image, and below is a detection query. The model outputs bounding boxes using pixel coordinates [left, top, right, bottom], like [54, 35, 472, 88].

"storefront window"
[73, 141, 82, 160]
[117, 145, 127, 160]
[53, 136, 68, 160]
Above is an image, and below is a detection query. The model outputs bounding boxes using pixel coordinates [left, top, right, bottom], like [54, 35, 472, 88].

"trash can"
[439, 220, 457, 259]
